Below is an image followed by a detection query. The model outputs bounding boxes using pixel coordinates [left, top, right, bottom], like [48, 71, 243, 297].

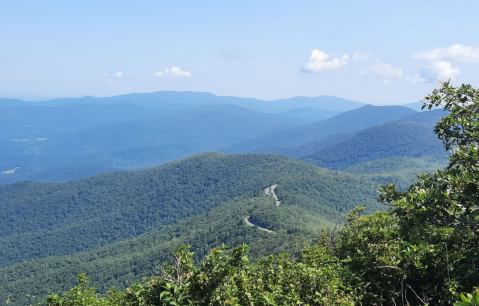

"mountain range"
[0, 91, 448, 185]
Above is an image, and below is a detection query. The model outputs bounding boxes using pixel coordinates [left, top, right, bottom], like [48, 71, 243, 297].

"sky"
[1, 0, 478, 104]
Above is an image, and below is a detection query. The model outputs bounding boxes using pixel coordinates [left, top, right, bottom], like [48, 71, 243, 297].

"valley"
[3, 3, 477, 304]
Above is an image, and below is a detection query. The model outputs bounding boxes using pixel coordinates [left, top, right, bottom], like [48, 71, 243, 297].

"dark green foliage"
[0, 191, 353, 305]
[0, 154, 297, 265]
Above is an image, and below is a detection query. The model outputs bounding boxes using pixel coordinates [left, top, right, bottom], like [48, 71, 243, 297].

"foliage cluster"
[46, 245, 359, 306]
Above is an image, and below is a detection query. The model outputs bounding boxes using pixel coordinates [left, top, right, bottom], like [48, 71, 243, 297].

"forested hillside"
[301, 109, 448, 170]
[342, 157, 446, 190]
[0, 193, 336, 304]
[0, 152, 384, 304]
[0, 153, 380, 268]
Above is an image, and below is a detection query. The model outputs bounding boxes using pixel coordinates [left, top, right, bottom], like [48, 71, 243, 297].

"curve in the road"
[264, 184, 281, 206]
[244, 216, 276, 234]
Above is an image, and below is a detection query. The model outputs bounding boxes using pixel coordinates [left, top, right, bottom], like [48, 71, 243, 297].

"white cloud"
[302, 50, 349, 72]
[104, 73, 108, 77]
[360, 63, 403, 79]
[419, 61, 461, 82]
[115, 71, 123, 78]
[413, 44, 479, 63]
[154, 67, 192, 77]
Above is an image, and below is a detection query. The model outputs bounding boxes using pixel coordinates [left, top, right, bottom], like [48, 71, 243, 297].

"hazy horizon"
[1, 0, 478, 104]
[1, 90, 423, 106]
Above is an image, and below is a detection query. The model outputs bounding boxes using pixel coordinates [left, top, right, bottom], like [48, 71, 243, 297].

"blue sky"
[1, 0, 478, 104]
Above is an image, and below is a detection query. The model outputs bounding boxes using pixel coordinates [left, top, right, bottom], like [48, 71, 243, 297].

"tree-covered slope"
[342, 157, 446, 190]
[220, 105, 417, 154]
[301, 110, 448, 170]
[0, 192, 341, 305]
[0, 153, 380, 268]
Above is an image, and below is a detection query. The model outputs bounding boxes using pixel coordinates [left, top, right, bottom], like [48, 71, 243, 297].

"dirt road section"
[244, 216, 276, 234]
[264, 184, 281, 206]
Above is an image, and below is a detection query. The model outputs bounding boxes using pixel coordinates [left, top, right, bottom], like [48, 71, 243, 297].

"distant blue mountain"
[1, 91, 365, 114]
[271, 96, 364, 112]
[0, 98, 31, 107]
[0, 104, 307, 184]
[221, 105, 417, 154]
[0, 103, 163, 141]
[301, 109, 448, 170]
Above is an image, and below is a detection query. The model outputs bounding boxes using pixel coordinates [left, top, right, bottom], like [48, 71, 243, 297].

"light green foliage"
[60, 245, 358, 306]
[455, 289, 479, 306]
[45, 274, 123, 306]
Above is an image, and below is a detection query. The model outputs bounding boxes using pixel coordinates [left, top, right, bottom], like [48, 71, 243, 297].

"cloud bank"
[413, 44, 479, 63]
[154, 67, 192, 77]
[420, 61, 461, 82]
[302, 50, 348, 72]
[411, 44, 476, 82]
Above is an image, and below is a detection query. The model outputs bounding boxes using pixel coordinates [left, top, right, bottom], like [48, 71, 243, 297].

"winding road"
[244, 216, 276, 234]
[242, 184, 281, 234]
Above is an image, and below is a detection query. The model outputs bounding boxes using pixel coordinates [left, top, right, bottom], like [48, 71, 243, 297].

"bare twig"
[407, 284, 427, 305]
